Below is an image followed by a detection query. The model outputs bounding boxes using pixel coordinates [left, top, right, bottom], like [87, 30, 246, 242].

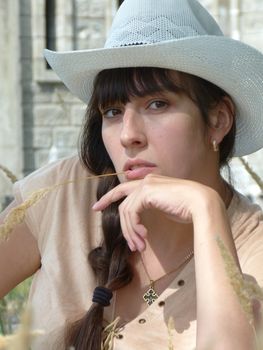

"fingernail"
[92, 202, 99, 210]
[138, 242, 146, 252]
[128, 242, 136, 252]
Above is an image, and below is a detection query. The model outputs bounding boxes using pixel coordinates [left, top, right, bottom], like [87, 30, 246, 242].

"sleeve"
[12, 155, 96, 249]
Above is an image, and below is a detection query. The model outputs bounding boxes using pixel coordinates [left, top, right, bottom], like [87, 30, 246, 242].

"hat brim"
[44, 35, 263, 157]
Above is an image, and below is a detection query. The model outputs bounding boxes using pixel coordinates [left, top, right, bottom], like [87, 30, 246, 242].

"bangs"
[92, 67, 186, 109]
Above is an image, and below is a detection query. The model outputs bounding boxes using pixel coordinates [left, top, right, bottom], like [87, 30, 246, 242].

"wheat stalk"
[167, 317, 175, 350]
[0, 172, 123, 241]
[239, 158, 263, 191]
[102, 317, 121, 350]
[217, 236, 252, 324]
[0, 165, 17, 184]
[0, 187, 52, 240]
[212, 236, 263, 349]
[216, 236, 263, 326]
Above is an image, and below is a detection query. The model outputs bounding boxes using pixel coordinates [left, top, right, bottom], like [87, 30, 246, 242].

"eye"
[102, 108, 122, 119]
[148, 100, 168, 110]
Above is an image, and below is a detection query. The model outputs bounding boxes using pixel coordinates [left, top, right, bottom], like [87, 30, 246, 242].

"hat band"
[105, 17, 213, 48]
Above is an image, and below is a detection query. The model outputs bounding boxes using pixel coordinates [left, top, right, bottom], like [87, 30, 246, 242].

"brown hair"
[65, 67, 236, 349]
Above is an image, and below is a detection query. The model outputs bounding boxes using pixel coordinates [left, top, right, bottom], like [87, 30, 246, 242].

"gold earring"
[212, 140, 219, 152]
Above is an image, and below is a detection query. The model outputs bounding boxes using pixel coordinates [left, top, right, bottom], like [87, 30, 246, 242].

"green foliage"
[0, 278, 32, 335]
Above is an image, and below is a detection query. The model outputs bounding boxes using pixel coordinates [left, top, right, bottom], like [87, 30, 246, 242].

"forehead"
[94, 68, 186, 108]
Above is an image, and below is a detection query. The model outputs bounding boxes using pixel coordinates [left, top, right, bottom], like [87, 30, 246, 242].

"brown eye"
[148, 100, 168, 110]
[103, 108, 122, 118]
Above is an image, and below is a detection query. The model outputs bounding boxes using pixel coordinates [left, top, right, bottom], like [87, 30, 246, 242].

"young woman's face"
[100, 74, 216, 184]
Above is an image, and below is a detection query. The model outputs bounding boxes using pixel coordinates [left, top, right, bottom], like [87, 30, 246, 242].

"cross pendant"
[143, 282, 159, 306]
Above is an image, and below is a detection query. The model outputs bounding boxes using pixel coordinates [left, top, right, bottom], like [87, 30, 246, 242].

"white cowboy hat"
[44, 0, 263, 157]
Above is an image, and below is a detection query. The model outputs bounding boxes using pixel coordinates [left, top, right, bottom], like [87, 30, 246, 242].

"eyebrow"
[98, 90, 178, 110]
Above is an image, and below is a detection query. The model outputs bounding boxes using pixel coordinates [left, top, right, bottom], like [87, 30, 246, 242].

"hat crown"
[105, 0, 223, 48]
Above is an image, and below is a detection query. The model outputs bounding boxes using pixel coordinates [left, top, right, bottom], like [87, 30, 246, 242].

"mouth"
[123, 159, 157, 180]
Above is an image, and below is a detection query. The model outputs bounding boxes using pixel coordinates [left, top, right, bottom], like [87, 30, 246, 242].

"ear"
[207, 96, 235, 145]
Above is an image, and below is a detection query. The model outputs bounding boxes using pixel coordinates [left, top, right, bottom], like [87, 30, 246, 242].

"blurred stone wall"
[26, 0, 110, 173]
[0, 0, 23, 208]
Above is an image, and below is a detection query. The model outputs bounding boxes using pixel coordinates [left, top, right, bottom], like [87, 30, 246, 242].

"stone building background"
[0, 0, 262, 210]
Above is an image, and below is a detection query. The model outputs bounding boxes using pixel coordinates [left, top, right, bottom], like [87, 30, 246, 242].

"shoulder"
[12, 155, 100, 247]
[14, 155, 88, 196]
[228, 191, 263, 286]
[228, 191, 263, 242]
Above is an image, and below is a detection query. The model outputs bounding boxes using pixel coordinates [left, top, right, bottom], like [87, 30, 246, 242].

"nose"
[120, 107, 147, 149]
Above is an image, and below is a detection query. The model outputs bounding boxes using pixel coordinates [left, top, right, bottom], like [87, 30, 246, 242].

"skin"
[0, 201, 41, 298]
[92, 77, 257, 349]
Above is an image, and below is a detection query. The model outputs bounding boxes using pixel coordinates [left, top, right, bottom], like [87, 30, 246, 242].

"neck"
[137, 209, 194, 278]
[199, 171, 233, 209]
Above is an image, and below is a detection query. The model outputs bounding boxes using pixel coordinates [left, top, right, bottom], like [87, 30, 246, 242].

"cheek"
[156, 118, 202, 149]
[102, 128, 120, 167]
[102, 128, 113, 158]
[154, 119, 207, 174]
[102, 130, 125, 182]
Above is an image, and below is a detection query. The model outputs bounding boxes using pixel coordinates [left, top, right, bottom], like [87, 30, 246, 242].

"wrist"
[191, 187, 226, 224]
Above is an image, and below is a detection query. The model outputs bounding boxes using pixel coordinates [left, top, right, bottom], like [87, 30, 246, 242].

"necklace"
[140, 250, 194, 306]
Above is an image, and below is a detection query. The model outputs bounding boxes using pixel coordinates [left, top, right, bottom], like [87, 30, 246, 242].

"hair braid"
[65, 174, 133, 349]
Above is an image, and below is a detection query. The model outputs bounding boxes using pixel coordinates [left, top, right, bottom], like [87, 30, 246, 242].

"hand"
[92, 174, 217, 251]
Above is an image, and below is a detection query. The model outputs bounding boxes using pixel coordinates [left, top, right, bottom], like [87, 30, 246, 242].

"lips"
[123, 159, 157, 180]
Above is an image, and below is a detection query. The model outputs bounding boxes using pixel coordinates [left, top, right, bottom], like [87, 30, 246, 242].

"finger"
[92, 181, 139, 211]
[118, 200, 136, 251]
[126, 204, 148, 239]
[128, 211, 147, 252]
[120, 194, 147, 251]
[134, 236, 146, 252]
[134, 223, 148, 239]
[119, 199, 146, 252]
[127, 198, 148, 239]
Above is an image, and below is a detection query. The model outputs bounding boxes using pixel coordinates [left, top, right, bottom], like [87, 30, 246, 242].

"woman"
[1, 0, 263, 349]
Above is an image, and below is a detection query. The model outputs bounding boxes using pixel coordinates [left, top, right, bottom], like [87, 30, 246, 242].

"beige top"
[13, 155, 263, 350]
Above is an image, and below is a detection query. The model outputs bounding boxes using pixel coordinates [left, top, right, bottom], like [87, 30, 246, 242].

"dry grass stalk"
[55, 89, 71, 120]
[0, 307, 44, 350]
[0, 172, 123, 241]
[6, 307, 32, 350]
[102, 317, 121, 350]
[0, 336, 7, 348]
[0, 334, 13, 349]
[0, 187, 52, 240]
[216, 236, 263, 326]
[0, 165, 17, 184]
[167, 317, 175, 350]
[255, 327, 263, 350]
[239, 158, 263, 191]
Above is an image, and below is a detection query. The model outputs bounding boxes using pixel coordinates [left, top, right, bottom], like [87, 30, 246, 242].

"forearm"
[193, 191, 255, 350]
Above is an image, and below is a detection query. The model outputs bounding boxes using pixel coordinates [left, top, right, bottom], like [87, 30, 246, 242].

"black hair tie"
[92, 286, 113, 307]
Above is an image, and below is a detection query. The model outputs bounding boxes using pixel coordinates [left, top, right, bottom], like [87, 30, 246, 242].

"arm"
[193, 191, 255, 350]
[0, 201, 41, 299]
[92, 174, 258, 349]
